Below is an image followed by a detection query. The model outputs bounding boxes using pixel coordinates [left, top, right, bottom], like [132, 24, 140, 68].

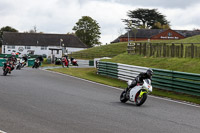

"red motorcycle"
[71, 58, 78, 66]
[2, 62, 12, 76]
[62, 57, 69, 68]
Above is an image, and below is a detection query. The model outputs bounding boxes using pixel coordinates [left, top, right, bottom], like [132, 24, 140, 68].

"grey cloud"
[121, 0, 199, 8]
[0, 1, 14, 15]
[77, 0, 200, 8]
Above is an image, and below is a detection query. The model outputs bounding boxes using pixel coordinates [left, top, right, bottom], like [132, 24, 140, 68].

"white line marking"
[42, 69, 200, 108]
[0, 129, 7, 133]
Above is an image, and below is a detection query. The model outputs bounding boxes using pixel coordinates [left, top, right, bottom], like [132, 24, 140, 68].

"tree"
[152, 22, 170, 29]
[0, 26, 18, 37]
[0, 26, 18, 46]
[72, 16, 101, 47]
[123, 8, 170, 29]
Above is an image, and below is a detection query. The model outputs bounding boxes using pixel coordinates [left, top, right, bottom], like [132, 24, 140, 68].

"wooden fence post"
[150, 43, 152, 57]
[139, 43, 142, 55]
[191, 43, 194, 58]
[156, 44, 159, 57]
[181, 43, 183, 58]
[163, 43, 166, 57]
[143, 43, 146, 56]
[171, 43, 175, 57]
[166, 45, 169, 57]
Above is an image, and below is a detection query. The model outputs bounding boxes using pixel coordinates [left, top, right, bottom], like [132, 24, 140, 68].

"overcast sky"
[1, 0, 200, 44]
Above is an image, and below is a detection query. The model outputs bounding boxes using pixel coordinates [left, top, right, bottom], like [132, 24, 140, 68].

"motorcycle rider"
[70, 57, 74, 63]
[8, 52, 17, 63]
[62, 54, 69, 67]
[7, 52, 17, 72]
[125, 69, 153, 92]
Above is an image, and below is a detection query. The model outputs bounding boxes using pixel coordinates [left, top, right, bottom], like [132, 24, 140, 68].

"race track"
[0, 68, 199, 133]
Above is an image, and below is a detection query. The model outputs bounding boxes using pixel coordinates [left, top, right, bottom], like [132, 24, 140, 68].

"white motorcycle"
[120, 79, 153, 106]
[16, 58, 26, 70]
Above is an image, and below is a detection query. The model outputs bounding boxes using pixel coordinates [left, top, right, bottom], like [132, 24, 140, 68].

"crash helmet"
[146, 69, 153, 78]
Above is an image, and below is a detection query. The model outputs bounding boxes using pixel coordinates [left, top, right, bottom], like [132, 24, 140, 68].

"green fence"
[0, 54, 11, 58]
[152, 69, 200, 96]
[0, 54, 18, 58]
[0, 58, 6, 67]
[97, 61, 200, 96]
[97, 61, 118, 78]
[89, 60, 94, 66]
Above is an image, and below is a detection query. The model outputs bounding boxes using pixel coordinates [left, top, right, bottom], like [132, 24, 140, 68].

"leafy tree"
[123, 8, 170, 29]
[152, 22, 170, 29]
[0, 26, 18, 46]
[72, 16, 101, 47]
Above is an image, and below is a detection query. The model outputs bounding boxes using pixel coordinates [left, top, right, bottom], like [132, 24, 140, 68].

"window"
[57, 50, 59, 54]
[25, 46, 31, 49]
[168, 32, 172, 37]
[41, 46, 47, 50]
[7, 45, 15, 49]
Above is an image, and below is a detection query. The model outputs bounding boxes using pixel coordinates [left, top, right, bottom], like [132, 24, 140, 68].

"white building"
[1, 32, 88, 58]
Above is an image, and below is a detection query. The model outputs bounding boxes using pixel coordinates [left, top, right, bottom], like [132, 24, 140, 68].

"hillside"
[70, 35, 200, 59]
[70, 35, 200, 73]
[69, 42, 128, 59]
[102, 53, 200, 74]
[175, 35, 200, 43]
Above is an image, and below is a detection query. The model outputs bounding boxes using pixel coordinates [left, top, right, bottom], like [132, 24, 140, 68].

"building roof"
[175, 30, 200, 37]
[2, 32, 88, 48]
[121, 29, 165, 38]
[122, 29, 200, 38]
[111, 29, 200, 43]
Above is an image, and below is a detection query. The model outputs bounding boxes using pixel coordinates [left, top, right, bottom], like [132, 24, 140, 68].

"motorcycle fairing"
[129, 86, 142, 102]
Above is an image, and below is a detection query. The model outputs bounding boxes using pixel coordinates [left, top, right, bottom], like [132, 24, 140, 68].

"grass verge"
[102, 53, 200, 74]
[49, 67, 200, 105]
[41, 63, 61, 67]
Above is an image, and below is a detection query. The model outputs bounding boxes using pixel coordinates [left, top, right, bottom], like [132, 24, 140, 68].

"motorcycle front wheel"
[62, 62, 65, 68]
[3, 68, 9, 76]
[16, 65, 21, 70]
[135, 91, 147, 106]
[120, 91, 128, 103]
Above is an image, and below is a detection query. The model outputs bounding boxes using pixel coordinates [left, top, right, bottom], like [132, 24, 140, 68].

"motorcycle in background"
[16, 58, 27, 70]
[120, 79, 153, 106]
[70, 58, 78, 66]
[62, 57, 69, 68]
[32, 59, 40, 69]
[2, 62, 12, 76]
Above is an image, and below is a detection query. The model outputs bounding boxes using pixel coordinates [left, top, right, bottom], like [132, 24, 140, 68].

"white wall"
[2, 45, 86, 58]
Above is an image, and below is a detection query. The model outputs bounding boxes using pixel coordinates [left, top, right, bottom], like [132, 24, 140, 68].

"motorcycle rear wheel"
[135, 92, 147, 106]
[120, 91, 128, 103]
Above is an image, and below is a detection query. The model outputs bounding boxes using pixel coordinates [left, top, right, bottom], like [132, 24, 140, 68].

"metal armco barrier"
[97, 61, 200, 96]
[97, 61, 118, 78]
[152, 69, 200, 96]
[97, 61, 148, 80]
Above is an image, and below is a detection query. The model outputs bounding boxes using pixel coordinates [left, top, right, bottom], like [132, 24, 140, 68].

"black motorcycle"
[32, 59, 40, 68]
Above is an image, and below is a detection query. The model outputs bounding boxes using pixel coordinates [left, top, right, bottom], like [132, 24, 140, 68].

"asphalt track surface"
[0, 67, 200, 133]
